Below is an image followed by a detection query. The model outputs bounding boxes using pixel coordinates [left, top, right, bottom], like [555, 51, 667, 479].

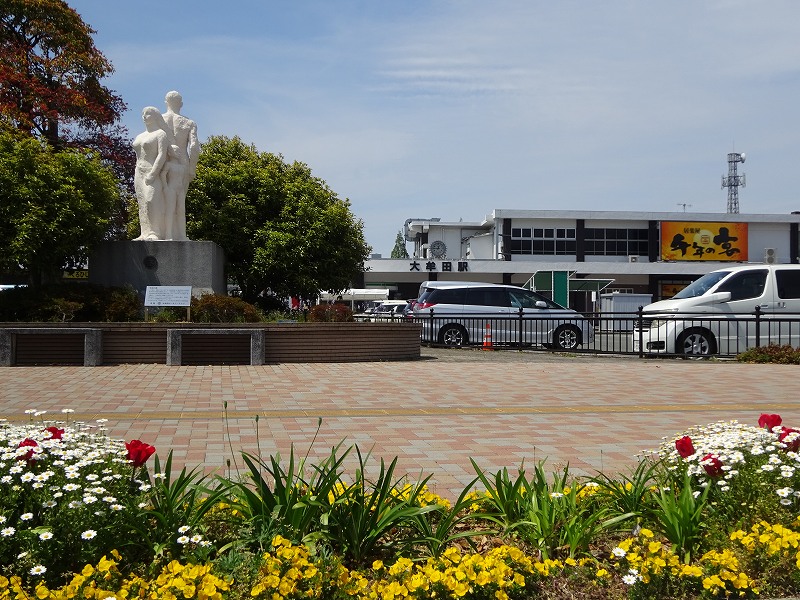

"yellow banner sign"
[62, 270, 89, 279]
[660, 222, 748, 261]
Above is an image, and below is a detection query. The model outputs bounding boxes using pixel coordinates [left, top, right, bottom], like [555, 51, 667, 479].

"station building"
[356, 209, 800, 311]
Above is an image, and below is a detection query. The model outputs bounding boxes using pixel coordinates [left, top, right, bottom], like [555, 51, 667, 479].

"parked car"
[357, 300, 410, 322]
[633, 264, 800, 357]
[412, 281, 594, 350]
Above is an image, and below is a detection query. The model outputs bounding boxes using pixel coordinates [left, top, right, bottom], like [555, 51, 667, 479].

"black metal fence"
[407, 307, 800, 358]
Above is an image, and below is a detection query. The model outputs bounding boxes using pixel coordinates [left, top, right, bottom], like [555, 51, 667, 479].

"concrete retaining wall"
[0, 322, 421, 366]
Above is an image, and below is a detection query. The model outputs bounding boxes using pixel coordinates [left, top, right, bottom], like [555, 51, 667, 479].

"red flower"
[758, 413, 782, 432]
[675, 436, 695, 458]
[43, 427, 64, 440]
[701, 453, 723, 477]
[17, 438, 38, 462]
[125, 440, 156, 467]
[779, 427, 800, 452]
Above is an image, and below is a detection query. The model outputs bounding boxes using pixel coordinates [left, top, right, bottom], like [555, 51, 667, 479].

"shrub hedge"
[0, 283, 141, 322]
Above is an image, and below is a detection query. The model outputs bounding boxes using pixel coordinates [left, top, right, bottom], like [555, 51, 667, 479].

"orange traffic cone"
[482, 323, 493, 350]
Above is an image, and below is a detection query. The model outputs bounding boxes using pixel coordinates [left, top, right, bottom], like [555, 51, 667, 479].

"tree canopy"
[0, 0, 131, 282]
[390, 230, 409, 259]
[0, 129, 119, 285]
[0, 0, 124, 144]
[186, 136, 372, 302]
[0, 0, 133, 233]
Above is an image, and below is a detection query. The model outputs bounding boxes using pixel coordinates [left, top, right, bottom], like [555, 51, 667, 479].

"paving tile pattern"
[1, 349, 797, 500]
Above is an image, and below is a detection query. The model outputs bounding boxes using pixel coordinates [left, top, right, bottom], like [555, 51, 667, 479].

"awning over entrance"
[319, 288, 390, 302]
[524, 271, 613, 304]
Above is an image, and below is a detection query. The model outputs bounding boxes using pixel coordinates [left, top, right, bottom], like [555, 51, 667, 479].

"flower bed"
[2, 411, 800, 599]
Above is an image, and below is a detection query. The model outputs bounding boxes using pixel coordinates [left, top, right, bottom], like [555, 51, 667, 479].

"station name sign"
[409, 260, 469, 272]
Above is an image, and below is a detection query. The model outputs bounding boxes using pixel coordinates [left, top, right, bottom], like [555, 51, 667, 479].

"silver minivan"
[634, 264, 800, 357]
[413, 281, 594, 350]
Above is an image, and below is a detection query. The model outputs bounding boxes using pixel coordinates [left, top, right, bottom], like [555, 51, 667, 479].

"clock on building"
[429, 240, 447, 258]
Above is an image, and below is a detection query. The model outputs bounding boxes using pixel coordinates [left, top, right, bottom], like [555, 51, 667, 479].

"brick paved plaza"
[0, 349, 797, 500]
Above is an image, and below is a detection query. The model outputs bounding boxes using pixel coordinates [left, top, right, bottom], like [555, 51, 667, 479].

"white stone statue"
[132, 106, 170, 241]
[162, 91, 199, 241]
[132, 91, 198, 241]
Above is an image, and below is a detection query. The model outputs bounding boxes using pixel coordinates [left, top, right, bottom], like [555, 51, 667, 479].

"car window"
[672, 271, 730, 299]
[509, 289, 560, 309]
[716, 269, 768, 301]
[776, 270, 800, 299]
[428, 288, 466, 304]
[464, 287, 510, 307]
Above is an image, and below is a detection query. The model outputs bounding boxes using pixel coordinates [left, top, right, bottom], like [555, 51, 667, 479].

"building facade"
[357, 209, 800, 311]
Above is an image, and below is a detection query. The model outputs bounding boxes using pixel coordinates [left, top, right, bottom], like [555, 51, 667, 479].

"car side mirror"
[535, 300, 548, 308]
[708, 291, 732, 303]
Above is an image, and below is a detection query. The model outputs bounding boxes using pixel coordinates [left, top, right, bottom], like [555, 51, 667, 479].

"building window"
[510, 227, 575, 255]
[584, 228, 648, 256]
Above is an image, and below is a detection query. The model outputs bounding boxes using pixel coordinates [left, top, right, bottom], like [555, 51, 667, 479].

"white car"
[634, 264, 800, 357]
[412, 282, 594, 350]
[356, 300, 410, 322]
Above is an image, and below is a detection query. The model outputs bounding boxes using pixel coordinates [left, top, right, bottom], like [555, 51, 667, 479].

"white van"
[413, 281, 594, 350]
[633, 264, 800, 357]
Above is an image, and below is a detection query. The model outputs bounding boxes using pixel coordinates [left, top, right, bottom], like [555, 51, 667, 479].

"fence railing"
[410, 307, 800, 358]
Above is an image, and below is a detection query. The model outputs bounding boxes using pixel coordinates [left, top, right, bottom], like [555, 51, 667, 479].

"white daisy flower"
[81, 529, 97, 540]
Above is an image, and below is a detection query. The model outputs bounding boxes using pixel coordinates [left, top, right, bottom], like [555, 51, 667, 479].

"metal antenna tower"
[721, 152, 746, 213]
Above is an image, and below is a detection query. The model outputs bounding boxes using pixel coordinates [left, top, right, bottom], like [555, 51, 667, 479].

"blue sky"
[69, 0, 800, 255]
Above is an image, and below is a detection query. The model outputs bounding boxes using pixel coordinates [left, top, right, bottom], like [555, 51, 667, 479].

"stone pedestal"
[89, 240, 226, 297]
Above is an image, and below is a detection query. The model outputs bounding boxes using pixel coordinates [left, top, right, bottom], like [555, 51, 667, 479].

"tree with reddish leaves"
[1, 0, 123, 144]
[0, 1, 135, 284]
[1, 0, 134, 235]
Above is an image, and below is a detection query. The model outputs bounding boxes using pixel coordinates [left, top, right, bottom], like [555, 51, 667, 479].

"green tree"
[390, 230, 409, 259]
[0, 129, 119, 285]
[186, 135, 371, 302]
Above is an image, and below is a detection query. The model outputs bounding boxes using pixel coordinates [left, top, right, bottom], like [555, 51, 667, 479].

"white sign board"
[145, 286, 192, 307]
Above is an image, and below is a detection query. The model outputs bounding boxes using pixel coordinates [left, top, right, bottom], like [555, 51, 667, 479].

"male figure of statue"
[162, 91, 199, 241]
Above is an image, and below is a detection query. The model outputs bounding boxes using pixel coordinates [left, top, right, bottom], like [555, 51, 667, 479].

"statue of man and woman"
[132, 91, 199, 241]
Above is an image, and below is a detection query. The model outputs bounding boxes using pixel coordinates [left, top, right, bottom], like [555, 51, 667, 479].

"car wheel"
[677, 328, 716, 358]
[438, 324, 468, 347]
[553, 325, 581, 351]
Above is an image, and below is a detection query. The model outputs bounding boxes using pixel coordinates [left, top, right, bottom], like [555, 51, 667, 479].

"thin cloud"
[67, 0, 800, 253]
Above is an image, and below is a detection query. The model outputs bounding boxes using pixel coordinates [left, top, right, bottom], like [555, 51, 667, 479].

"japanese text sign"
[660, 222, 748, 261]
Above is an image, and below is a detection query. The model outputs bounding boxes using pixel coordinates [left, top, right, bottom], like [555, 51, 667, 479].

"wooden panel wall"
[103, 330, 167, 364]
[14, 334, 84, 366]
[263, 323, 420, 363]
[181, 334, 251, 365]
[2, 323, 421, 365]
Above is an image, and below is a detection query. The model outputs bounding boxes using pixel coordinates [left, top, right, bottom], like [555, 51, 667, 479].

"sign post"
[144, 286, 193, 321]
